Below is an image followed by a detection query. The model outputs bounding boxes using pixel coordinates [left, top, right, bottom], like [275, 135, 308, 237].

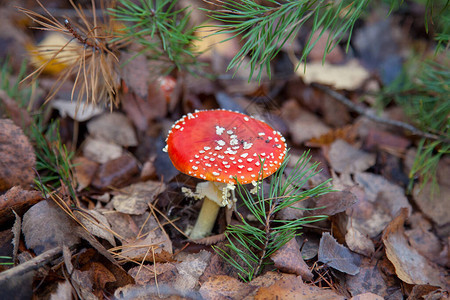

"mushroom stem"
[190, 196, 221, 240]
[189, 181, 232, 239]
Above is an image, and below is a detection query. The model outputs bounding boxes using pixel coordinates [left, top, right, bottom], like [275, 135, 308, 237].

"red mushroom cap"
[164, 109, 287, 184]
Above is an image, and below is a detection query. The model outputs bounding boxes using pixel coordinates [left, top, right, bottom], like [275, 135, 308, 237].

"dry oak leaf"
[382, 208, 448, 288]
[0, 119, 36, 191]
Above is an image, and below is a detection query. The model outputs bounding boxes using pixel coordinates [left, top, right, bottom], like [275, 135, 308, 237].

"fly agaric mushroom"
[164, 109, 287, 239]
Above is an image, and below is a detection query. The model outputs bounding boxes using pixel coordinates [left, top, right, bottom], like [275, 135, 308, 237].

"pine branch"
[109, 0, 201, 74]
[213, 152, 331, 281]
[18, 0, 122, 108]
[202, 0, 370, 81]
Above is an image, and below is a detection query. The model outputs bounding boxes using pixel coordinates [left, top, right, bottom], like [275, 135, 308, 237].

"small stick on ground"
[312, 83, 448, 143]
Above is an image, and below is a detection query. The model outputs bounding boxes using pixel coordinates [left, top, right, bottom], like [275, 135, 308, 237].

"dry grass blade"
[18, 0, 122, 109]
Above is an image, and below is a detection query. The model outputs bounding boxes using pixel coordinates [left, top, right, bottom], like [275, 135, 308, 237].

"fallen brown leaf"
[0, 119, 36, 191]
[306, 125, 357, 147]
[121, 51, 151, 99]
[270, 238, 313, 281]
[82, 137, 123, 164]
[111, 181, 165, 215]
[280, 102, 331, 145]
[120, 213, 172, 262]
[326, 139, 376, 174]
[91, 154, 140, 190]
[318, 232, 361, 275]
[87, 112, 138, 147]
[0, 186, 42, 224]
[122, 82, 169, 132]
[405, 223, 444, 267]
[308, 29, 345, 63]
[103, 211, 140, 242]
[306, 190, 358, 217]
[254, 273, 345, 300]
[350, 292, 384, 300]
[413, 156, 450, 228]
[75, 209, 116, 246]
[364, 128, 410, 153]
[172, 251, 212, 292]
[382, 208, 448, 288]
[129, 262, 177, 285]
[83, 261, 116, 292]
[71, 269, 97, 299]
[345, 226, 375, 257]
[407, 285, 449, 300]
[0, 90, 32, 129]
[346, 258, 388, 298]
[354, 172, 411, 219]
[199, 275, 254, 300]
[22, 200, 80, 255]
[73, 156, 98, 191]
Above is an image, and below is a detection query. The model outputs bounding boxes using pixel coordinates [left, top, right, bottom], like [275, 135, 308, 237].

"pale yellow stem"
[189, 196, 220, 240]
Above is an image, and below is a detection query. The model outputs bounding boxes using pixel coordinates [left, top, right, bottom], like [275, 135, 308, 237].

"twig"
[312, 83, 448, 143]
[0, 247, 63, 282]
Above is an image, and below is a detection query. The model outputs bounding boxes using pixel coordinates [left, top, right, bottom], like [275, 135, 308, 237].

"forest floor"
[0, 1, 448, 299]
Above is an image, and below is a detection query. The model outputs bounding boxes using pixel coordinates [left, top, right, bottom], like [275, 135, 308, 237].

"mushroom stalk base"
[189, 197, 220, 240]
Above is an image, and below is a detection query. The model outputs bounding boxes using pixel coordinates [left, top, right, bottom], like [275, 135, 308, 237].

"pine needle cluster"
[32, 118, 76, 200]
[213, 152, 331, 281]
[383, 58, 450, 194]
[109, 0, 201, 74]
[18, 0, 122, 108]
[1, 60, 76, 200]
[202, 0, 369, 81]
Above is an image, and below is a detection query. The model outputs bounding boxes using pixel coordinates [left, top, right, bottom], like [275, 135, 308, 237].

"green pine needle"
[202, 0, 369, 82]
[109, 0, 201, 74]
[213, 151, 331, 281]
[381, 58, 450, 195]
[31, 118, 76, 200]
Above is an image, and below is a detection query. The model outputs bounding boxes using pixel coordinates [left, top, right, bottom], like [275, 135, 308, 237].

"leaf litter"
[0, 1, 449, 299]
